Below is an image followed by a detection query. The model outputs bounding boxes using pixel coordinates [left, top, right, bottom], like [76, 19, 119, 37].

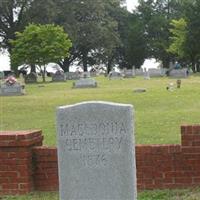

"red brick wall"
[0, 130, 43, 195]
[32, 147, 58, 191]
[1, 125, 200, 195]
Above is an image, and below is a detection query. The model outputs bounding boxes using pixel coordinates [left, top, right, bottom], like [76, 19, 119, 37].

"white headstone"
[56, 101, 137, 200]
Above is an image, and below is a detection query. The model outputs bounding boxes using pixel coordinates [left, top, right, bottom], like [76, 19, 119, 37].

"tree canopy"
[1, 0, 200, 72]
[11, 24, 72, 81]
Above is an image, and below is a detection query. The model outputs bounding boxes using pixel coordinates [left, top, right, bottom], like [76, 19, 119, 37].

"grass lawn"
[1, 75, 200, 146]
[1, 75, 200, 199]
[2, 188, 200, 200]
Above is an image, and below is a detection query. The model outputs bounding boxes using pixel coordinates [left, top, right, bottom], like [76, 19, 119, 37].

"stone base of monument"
[0, 83, 25, 96]
[73, 78, 97, 88]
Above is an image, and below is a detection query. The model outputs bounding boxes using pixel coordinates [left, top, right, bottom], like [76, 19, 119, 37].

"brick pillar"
[0, 130, 43, 195]
[181, 125, 200, 147]
[181, 125, 200, 186]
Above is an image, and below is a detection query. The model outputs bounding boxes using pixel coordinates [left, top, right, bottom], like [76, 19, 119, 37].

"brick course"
[1, 125, 200, 195]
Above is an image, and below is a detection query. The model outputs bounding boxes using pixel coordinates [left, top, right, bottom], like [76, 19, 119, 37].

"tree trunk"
[82, 52, 88, 72]
[197, 62, 200, 72]
[41, 66, 46, 82]
[191, 60, 196, 73]
[30, 64, 36, 73]
[162, 57, 170, 68]
[60, 58, 71, 72]
[107, 59, 112, 74]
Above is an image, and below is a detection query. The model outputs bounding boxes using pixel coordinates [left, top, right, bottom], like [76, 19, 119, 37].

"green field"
[1, 75, 200, 146]
[1, 75, 200, 199]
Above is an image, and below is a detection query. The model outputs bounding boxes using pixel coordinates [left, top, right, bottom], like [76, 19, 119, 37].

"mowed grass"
[2, 187, 200, 200]
[1, 75, 200, 146]
[1, 75, 200, 199]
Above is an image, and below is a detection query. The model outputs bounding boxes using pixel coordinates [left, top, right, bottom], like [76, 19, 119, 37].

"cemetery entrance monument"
[56, 101, 137, 200]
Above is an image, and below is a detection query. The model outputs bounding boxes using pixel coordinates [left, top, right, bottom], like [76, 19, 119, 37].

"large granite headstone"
[56, 101, 137, 200]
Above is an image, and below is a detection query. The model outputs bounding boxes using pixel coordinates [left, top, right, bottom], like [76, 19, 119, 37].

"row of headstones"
[109, 68, 190, 79]
[24, 71, 97, 84]
[15, 68, 190, 84]
[0, 74, 98, 96]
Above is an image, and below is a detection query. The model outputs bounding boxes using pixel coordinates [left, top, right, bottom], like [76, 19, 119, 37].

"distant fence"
[1, 125, 200, 195]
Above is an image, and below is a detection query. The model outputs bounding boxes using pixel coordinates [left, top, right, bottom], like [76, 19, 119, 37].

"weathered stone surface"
[169, 68, 189, 78]
[73, 78, 97, 88]
[123, 69, 135, 78]
[65, 72, 80, 80]
[0, 82, 25, 96]
[108, 71, 122, 80]
[56, 101, 137, 200]
[148, 68, 166, 77]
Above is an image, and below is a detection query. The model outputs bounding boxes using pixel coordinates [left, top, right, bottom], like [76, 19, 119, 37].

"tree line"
[1, 0, 200, 73]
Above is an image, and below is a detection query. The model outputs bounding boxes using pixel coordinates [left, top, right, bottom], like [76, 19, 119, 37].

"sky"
[1, 0, 162, 71]
[126, 0, 138, 12]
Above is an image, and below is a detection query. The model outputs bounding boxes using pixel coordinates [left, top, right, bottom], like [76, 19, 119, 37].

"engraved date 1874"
[80, 153, 107, 167]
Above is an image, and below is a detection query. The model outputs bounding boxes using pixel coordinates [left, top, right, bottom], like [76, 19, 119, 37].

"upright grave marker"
[56, 101, 137, 200]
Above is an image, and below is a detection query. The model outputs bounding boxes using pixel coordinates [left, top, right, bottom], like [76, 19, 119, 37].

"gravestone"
[123, 69, 135, 78]
[0, 77, 25, 96]
[108, 71, 122, 80]
[73, 78, 97, 88]
[90, 71, 97, 77]
[148, 68, 166, 77]
[144, 70, 150, 80]
[169, 68, 189, 78]
[0, 71, 4, 80]
[52, 71, 66, 82]
[81, 72, 91, 78]
[65, 72, 80, 80]
[135, 69, 144, 76]
[56, 101, 137, 200]
[25, 72, 37, 83]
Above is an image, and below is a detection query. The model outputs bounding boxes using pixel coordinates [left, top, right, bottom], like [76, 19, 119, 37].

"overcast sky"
[126, 0, 138, 12]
